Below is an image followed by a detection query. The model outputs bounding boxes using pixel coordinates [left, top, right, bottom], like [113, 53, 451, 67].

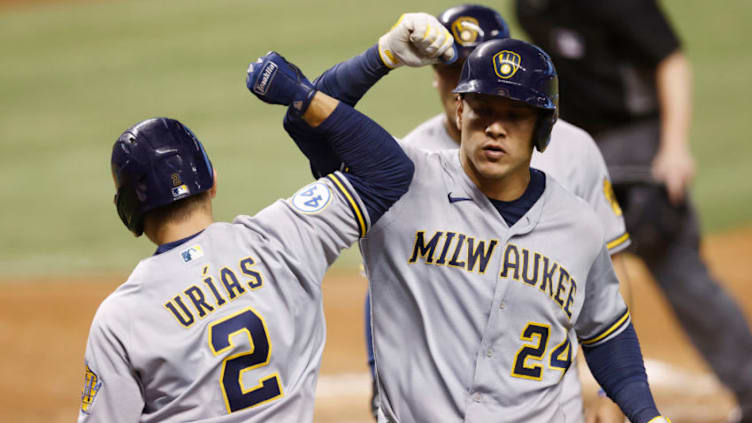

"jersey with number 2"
[79, 172, 368, 423]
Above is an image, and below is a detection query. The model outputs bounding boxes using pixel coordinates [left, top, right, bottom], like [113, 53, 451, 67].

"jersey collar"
[441, 149, 548, 235]
[154, 230, 205, 255]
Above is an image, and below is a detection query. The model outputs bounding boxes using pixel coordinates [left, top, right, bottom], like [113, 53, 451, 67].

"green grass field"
[1, 0, 750, 276]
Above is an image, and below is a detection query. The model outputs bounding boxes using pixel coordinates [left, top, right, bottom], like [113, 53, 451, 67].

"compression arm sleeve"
[313, 44, 390, 107]
[284, 102, 413, 224]
[583, 322, 661, 423]
[285, 45, 392, 178]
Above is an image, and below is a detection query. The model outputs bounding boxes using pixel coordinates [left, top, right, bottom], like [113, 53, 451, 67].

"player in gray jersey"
[366, 5, 631, 421]
[286, 32, 670, 422]
[403, 113, 627, 423]
[78, 51, 414, 422]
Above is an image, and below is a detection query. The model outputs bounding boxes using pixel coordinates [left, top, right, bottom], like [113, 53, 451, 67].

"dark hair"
[143, 190, 211, 231]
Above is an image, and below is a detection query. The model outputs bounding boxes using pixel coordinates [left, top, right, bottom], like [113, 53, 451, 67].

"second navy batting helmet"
[453, 38, 558, 152]
[111, 117, 214, 236]
[438, 4, 511, 61]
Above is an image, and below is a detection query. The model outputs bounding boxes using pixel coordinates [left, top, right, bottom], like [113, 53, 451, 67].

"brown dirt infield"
[1, 226, 750, 422]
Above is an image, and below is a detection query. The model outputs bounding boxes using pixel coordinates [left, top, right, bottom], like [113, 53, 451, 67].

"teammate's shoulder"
[545, 175, 593, 208]
[544, 175, 603, 230]
[542, 119, 605, 175]
[402, 114, 458, 151]
[551, 119, 598, 149]
[402, 114, 444, 143]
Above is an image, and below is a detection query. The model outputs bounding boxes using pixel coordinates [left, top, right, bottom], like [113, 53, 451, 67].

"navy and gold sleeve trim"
[580, 308, 631, 347]
[606, 232, 630, 252]
[327, 173, 368, 238]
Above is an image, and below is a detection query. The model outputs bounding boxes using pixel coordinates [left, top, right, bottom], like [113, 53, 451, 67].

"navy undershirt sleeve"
[313, 44, 390, 107]
[285, 45, 391, 179]
[284, 102, 413, 225]
[283, 113, 342, 179]
[583, 323, 661, 423]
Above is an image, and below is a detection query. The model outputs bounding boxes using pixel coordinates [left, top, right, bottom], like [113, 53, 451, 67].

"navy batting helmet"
[111, 117, 214, 236]
[438, 4, 511, 62]
[453, 38, 558, 152]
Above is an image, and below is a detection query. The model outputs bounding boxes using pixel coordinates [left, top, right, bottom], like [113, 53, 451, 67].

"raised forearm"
[656, 50, 692, 152]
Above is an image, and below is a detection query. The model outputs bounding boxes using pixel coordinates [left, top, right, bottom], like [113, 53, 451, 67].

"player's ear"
[209, 168, 218, 199]
[456, 96, 464, 129]
[432, 70, 439, 89]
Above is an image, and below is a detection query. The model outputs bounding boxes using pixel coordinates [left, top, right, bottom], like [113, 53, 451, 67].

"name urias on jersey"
[164, 256, 264, 328]
[408, 230, 577, 318]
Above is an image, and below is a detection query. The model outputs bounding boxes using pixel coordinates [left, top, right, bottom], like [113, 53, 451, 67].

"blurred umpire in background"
[516, 0, 752, 421]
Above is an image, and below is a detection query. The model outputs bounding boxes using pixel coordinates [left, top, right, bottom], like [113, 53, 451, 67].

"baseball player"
[310, 6, 629, 421]
[78, 52, 415, 422]
[285, 29, 670, 422]
[387, 5, 630, 422]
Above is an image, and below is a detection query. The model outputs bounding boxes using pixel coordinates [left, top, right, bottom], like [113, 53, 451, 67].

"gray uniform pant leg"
[596, 119, 752, 414]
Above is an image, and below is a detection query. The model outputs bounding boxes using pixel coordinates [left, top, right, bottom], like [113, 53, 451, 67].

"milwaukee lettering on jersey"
[499, 243, 577, 319]
[408, 230, 498, 273]
[408, 231, 577, 318]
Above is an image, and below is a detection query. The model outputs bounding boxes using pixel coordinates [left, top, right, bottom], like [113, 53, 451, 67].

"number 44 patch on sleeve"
[290, 182, 332, 214]
[81, 364, 102, 414]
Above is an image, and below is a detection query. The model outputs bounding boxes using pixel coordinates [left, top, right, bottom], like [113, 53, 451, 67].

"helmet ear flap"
[115, 184, 145, 236]
[534, 110, 557, 152]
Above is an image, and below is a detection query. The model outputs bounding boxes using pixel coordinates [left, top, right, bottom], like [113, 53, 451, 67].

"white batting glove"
[647, 417, 672, 423]
[378, 13, 457, 69]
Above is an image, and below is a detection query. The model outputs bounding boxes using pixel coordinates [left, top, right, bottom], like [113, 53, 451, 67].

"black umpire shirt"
[515, 0, 681, 135]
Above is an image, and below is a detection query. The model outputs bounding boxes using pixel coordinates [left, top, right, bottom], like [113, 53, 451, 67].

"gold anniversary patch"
[81, 364, 102, 414]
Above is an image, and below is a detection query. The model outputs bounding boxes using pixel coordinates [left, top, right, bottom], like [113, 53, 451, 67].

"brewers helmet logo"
[493, 50, 521, 79]
[451, 17, 481, 46]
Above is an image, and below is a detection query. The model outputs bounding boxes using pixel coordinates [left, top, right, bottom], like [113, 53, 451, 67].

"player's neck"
[145, 212, 214, 246]
[465, 164, 532, 202]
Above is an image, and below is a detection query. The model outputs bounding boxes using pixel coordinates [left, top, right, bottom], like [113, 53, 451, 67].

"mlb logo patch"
[81, 364, 102, 414]
[172, 184, 189, 198]
[493, 50, 521, 79]
[181, 245, 204, 263]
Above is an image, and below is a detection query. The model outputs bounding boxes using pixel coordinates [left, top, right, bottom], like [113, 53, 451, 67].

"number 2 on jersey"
[511, 322, 572, 381]
[208, 307, 283, 413]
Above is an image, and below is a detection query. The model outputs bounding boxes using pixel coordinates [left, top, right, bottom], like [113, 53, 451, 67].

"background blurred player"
[78, 53, 414, 422]
[516, 1, 752, 421]
[286, 27, 671, 421]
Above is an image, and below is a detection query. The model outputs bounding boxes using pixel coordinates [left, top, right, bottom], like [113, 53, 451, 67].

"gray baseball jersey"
[79, 172, 369, 423]
[404, 114, 630, 254]
[402, 114, 630, 421]
[361, 145, 629, 422]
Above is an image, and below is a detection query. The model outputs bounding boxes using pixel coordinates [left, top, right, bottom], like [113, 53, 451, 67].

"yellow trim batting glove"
[378, 13, 457, 69]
